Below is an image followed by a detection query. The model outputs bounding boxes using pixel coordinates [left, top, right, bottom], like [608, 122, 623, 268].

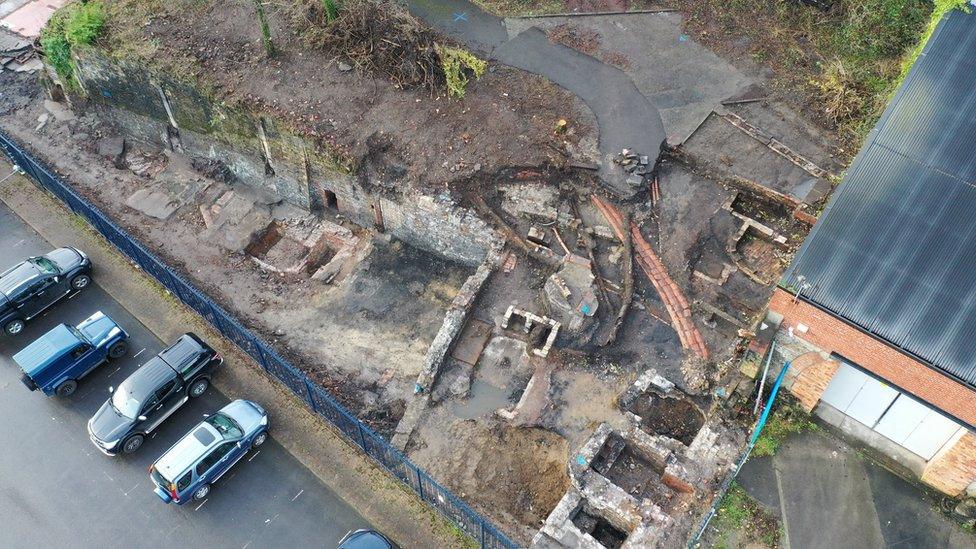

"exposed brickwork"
[769, 288, 976, 426]
[921, 431, 976, 496]
[787, 351, 840, 412]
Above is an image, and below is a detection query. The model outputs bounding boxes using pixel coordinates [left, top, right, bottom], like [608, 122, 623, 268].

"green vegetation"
[752, 400, 817, 457]
[711, 484, 782, 549]
[436, 45, 488, 99]
[896, 0, 972, 84]
[40, 1, 107, 86]
[321, 0, 340, 22]
[679, 0, 971, 147]
[253, 0, 275, 56]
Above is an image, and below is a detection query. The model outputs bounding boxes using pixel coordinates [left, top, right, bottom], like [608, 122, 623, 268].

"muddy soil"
[409, 413, 570, 544]
[101, 0, 596, 188]
[626, 394, 704, 445]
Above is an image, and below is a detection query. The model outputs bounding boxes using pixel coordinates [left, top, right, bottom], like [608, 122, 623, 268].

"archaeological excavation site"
[0, 0, 870, 546]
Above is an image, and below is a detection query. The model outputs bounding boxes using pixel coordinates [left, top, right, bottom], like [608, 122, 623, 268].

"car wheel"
[108, 341, 128, 359]
[193, 484, 210, 501]
[121, 434, 144, 454]
[188, 378, 209, 398]
[55, 379, 78, 397]
[253, 431, 268, 448]
[3, 318, 25, 336]
[70, 274, 91, 290]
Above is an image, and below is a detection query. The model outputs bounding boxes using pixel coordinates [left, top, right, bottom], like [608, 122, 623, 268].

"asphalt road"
[0, 201, 371, 548]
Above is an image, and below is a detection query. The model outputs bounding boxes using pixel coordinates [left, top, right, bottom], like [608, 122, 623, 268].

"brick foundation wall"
[786, 351, 840, 412]
[769, 288, 976, 426]
[921, 431, 976, 496]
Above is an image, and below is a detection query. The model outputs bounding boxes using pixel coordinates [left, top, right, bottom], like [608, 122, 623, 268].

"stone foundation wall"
[66, 51, 500, 266]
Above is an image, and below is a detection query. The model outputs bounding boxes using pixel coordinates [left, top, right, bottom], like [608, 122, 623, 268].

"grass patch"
[436, 45, 488, 99]
[40, 1, 107, 86]
[752, 399, 817, 457]
[672, 0, 960, 147]
[711, 484, 782, 548]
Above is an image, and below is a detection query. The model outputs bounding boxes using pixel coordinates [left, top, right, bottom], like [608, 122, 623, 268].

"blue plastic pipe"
[750, 360, 792, 447]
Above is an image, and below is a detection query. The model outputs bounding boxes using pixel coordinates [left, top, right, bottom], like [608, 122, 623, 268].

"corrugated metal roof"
[783, 10, 976, 388]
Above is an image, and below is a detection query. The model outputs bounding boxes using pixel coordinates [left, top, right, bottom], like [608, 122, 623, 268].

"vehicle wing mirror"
[138, 415, 147, 421]
[108, 386, 114, 393]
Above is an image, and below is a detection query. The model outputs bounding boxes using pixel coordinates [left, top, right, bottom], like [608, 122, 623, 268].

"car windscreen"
[111, 376, 154, 419]
[29, 257, 59, 275]
[206, 413, 243, 440]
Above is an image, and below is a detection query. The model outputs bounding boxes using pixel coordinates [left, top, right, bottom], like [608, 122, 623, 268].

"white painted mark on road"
[248, 450, 261, 462]
[124, 482, 140, 496]
[195, 498, 209, 511]
[291, 489, 304, 502]
[241, 542, 251, 549]
[134, 347, 146, 358]
[106, 366, 122, 378]
[264, 513, 280, 524]
[13, 239, 25, 247]
[102, 471, 115, 483]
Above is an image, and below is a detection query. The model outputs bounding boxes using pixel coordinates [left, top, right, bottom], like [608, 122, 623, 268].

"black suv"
[0, 247, 92, 336]
[87, 333, 222, 455]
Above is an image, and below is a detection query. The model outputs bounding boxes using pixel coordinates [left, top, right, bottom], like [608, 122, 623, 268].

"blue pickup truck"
[14, 311, 129, 397]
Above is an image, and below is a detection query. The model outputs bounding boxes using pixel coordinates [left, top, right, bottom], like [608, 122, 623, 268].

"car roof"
[158, 334, 206, 373]
[117, 357, 176, 400]
[339, 530, 395, 549]
[154, 421, 224, 480]
[13, 324, 81, 375]
[0, 261, 41, 297]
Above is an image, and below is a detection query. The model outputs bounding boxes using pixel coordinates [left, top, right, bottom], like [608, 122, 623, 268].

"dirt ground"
[98, 0, 596, 187]
[0, 69, 472, 436]
[409, 414, 571, 543]
[0, 1, 864, 544]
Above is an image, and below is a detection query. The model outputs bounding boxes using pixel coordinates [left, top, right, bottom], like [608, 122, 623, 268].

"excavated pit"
[625, 394, 705, 445]
[571, 505, 628, 549]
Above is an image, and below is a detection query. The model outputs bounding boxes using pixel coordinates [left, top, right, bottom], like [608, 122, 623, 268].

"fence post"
[356, 422, 367, 452]
[304, 379, 318, 412]
[416, 467, 425, 501]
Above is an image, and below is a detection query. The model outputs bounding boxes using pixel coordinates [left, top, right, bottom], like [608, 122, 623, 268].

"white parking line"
[195, 498, 208, 511]
[264, 513, 280, 524]
[291, 489, 304, 502]
[102, 471, 115, 483]
[123, 482, 139, 496]
[248, 450, 261, 462]
[13, 239, 25, 247]
[133, 347, 146, 358]
[106, 366, 122, 378]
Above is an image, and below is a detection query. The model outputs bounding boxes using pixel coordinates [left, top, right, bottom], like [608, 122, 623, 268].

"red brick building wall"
[922, 431, 976, 495]
[769, 288, 976, 426]
[786, 351, 840, 412]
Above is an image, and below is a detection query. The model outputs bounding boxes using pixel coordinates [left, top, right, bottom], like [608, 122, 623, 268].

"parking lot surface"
[0, 201, 371, 548]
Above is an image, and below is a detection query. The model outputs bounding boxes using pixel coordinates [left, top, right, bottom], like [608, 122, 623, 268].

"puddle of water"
[449, 379, 514, 419]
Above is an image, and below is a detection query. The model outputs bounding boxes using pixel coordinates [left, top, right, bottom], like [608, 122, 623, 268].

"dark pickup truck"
[0, 247, 92, 336]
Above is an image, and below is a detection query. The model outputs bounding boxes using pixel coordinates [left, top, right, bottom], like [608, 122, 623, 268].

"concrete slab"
[0, 0, 70, 38]
[739, 430, 976, 549]
[125, 187, 180, 220]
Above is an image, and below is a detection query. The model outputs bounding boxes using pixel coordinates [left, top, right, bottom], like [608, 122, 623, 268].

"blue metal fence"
[0, 129, 516, 549]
